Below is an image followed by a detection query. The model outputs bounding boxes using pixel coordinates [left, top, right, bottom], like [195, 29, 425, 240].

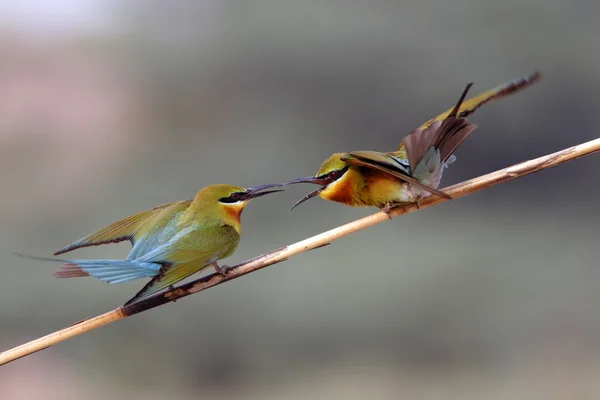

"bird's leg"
[382, 202, 394, 219]
[167, 284, 178, 302]
[157, 264, 169, 280]
[211, 262, 230, 276]
[382, 202, 407, 219]
[382, 201, 414, 219]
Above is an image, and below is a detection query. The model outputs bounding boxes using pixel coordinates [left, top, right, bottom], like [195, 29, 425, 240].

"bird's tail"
[14, 253, 162, 284]
[53, 259, 161, 284]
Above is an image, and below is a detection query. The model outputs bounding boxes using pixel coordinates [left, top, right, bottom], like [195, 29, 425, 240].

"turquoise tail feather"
[54, 259, 161, 284]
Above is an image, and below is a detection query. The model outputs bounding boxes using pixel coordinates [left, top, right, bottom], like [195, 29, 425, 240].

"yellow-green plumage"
[417, 71, 542, 130]
[285, 72, 541, 210]
[52, 183, 281, 304]
[54, 200, 193, 256]
[315, 158, 406, 208]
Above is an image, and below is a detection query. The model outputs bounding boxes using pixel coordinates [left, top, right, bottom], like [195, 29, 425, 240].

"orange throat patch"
[222, 203, 244, 232]
[319, 169, 364, 206]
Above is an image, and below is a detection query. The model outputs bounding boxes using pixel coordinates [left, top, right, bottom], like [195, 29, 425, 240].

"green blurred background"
[1, 1, 600, 399]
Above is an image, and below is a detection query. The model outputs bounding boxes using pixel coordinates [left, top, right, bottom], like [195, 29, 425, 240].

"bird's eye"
[220, 192, 244, 203]
[325, 167, 348, 181]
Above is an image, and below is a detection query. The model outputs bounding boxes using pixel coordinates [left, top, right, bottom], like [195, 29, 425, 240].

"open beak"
[243, 183, 284, 200]
[281, 176, 335, 210]
[289, 186, 328, 210]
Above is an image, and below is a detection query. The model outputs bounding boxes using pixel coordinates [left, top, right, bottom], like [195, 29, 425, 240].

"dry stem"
[1, 138, 599, 366]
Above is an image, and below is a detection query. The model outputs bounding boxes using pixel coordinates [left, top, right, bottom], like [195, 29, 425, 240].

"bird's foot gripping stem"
[382, 201, 415, 219]
[212, 262, 231, 276]
[382, 202, 407, 219]
[382, 203, 395, 219]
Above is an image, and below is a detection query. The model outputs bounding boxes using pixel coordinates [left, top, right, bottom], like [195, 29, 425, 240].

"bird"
[28, 184, 282, 305]
[283, 72, 541, 215]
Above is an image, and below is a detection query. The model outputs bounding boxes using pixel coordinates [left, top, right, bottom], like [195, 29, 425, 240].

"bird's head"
[195, 183, 283, 222]
[283, 153, 350, 209]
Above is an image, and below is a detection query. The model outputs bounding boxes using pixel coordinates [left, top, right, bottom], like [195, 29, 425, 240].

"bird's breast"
[222, 204, 243, 233]
[364, 171, 409, 206]
[320, 174, 357, 206]
[320, 168, 408, 208]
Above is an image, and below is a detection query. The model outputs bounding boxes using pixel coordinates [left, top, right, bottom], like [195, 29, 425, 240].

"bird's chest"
[365, 165, 446, 205]
[364, 171, 409, 206]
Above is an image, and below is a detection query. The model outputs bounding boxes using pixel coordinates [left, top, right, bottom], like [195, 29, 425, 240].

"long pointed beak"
[282, 176, 335, 210]
[290, 186, 327, 210]
[282, 176, 332, 186]
[244, 183, 284, 200]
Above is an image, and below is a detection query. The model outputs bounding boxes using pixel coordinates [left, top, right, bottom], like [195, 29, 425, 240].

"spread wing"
[54, 200, 192, 256]
[125, 224, 240, 303]
[401, 118, 478, 167]
[417, 71, 541, 130]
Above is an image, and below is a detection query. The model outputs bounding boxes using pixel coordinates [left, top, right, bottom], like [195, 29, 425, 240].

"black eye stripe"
[318, 166, 349, 180]
[219, 192, 245, 203]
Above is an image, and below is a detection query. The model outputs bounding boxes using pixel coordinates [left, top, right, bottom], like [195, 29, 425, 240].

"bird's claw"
[213, 262, 230, 276]
[383, 201, 418, 218]
[382, 203, 394, 219]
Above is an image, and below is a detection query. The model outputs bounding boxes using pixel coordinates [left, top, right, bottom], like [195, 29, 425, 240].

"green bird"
[48, 183, 282, 305]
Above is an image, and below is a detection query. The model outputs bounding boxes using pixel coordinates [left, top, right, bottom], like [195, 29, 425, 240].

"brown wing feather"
[402, 121, 443, 172]
[402, 82, 473, 170]
[435, 120, 478, 163]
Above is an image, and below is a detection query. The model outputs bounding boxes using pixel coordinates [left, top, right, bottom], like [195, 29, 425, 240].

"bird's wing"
[125, 224, 240, 303]
[401, 118, 478, 167]
[54, 200, 192, 256]
[341, 151, 451, 199]
[417, 71, 541, 130]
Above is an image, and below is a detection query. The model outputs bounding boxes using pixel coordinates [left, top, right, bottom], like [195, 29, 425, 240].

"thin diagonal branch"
[1, 138, 599, 366]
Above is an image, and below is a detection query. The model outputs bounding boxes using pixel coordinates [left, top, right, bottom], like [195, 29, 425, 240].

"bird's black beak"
[282, 176, 333, 186]
[289, 186, 328, 210]
[282, 176, 337, 210]
[243, 183, 284, 200]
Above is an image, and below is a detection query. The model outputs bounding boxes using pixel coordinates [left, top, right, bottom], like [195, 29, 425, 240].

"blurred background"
[1, 1, 600, 399]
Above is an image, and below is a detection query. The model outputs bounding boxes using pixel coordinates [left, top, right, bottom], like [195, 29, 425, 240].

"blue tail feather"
[56, 259, 161, 284]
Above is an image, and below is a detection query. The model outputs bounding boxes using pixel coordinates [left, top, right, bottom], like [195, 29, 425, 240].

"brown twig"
[1, 138, 599, 366]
